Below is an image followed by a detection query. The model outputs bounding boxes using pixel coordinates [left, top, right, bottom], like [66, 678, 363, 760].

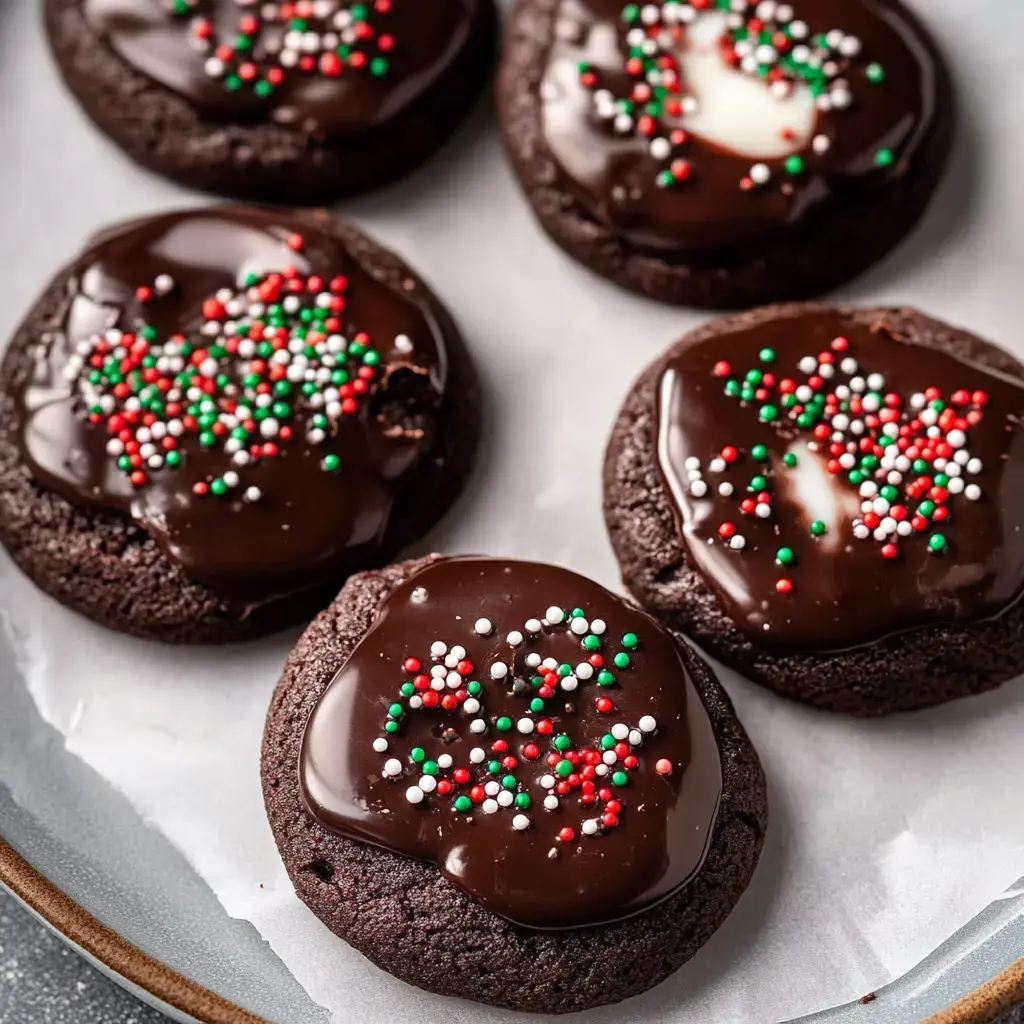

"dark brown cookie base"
[498, 0, 954, 310]
[44, 0, 498, 205]
[260, 554, 767, 1014]
[0, 214, 480, 644]
[604, 303, 1024, 716]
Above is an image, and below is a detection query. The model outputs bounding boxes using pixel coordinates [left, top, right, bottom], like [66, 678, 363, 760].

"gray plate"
[2, 0, 1023, 1021]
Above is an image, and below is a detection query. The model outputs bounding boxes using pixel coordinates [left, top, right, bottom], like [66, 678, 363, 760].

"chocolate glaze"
[657, 309, 1024, 651]
[84, 0, 474, 138]
[12, 207, 451, 598]
[300, 557, 723, 929]
[541, 0, 936, 256]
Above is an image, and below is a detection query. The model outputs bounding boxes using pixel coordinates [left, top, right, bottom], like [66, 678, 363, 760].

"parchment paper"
[2, 0, 1023, 1020]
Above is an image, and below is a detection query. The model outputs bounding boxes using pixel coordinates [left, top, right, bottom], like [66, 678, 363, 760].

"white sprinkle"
[372, 738, 388, 753]
[718, 482, 734, 497]
[582, 819, 600, 836]
[560, 675, 578, 692]
[570, 617, 589, 635]
[482, 799, 499, 814]
[497, 790, 514, 807]
[967, 458, 983, 474]
[446, 672, 461, 690]
[411, 587, 428, 604]
[473, 618, 493, 636]
[394, 334, 413, 353]
[430, 641, 447, 659]
[603, 750, 618, 765]
[750, 162, 771, 186]
[469, 747, 486, 764]
[755, 505, 772, 519]
[463, 698, 480, 714]
[629, 729, 643, 746]
[526, 653, 542, 669]
[965, 483, 982, 500]
[437, 754, 453, 769]
[525, 618, 542, 634]
[244, 486, 262, 503]
[611, 723, 629, 740]
[709, 457, 727, 473]
[590, 618, 607, 635]
[517, 718, 535, 734]
[544, 794, 559, 810]
[639, 715, 657, 733]
[546, 606, 565, 624]
[690, 480, 708, 498]
[684, 456, 701, 471]
[512, 814, 531, 831]
[405, 786, 424, 805]
[730, 535, 747, 550]
[408, 696, 423, 709]
[419, 775, 437, 794]
[383, 758, 402, 778]
[506, 631, 524, 646]
[812, 134, 831, 155]
[490, 662, 508, 680]
[470, 719, 487, 734]
[799, 356, 817, 374]
[540, 774, 555, 789]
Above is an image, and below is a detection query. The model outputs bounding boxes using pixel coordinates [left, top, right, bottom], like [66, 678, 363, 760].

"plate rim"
[0, 836, 267, 1024]
[2, 830, 1023, 1024]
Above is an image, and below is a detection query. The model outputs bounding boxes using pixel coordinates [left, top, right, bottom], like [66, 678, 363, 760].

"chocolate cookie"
[499, 0, 953, 309]
[261, 555, 767, 1013]
[605, 304, 1024, 715]
[0, 206, 479, 643]
[46, 0, 497, 204]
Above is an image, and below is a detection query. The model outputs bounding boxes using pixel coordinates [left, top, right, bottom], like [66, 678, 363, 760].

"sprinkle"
[473, 618, 493, 636]
[655, 759, 673, 776]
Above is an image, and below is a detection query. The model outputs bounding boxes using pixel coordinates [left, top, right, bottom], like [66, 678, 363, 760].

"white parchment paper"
[2, 0, 1024, 1020]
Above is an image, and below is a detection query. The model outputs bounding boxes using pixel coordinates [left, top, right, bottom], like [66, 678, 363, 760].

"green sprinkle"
[501, 775, 517, 791]
[810, 520, 827, 537]
[751, 445, 768, 462]
[783, 452, 798, 468]
[759, 347, 776, 364]
[384, 720, 399, 734]
[400, 682, 415, 697]
[529, 697, 545, 713]
[866, 62, 885, 83]
[597, 670, 616, 687]
[759, 404, 779, 423]
[423, 761, 438, 777]
[613, 652, 630, 669]
[322, 454, 341, 472]
[467, 681, 482, 696]
[554, 734, 572, 752]
[928, 534, 947, 554]
[600, 734, 616, 750]
[487, 760, 501, 775]
[612, 770, 629, 787]
[749, 474, 768, 492]
[495, 717, 512, 733]
[776, 547, 794, 565]
[621, 632, 638, 649]
[454, 796, 472, 813]
[555, 759, 574, 777]
[410, 747, 425, 763]
[515, 793, 531, 809]
[210, 479, 227, 497]
[785, 155, 805, 175]
[582, 635, 601, 651]
[875, 148, 895, 168]
[388, 703, 403, 719]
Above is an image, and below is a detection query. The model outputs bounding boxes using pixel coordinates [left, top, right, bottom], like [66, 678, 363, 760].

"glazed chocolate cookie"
[605, 304, 1024, 715]
[46, 0, 497, 203]
[261, 555, 766, 1012]
[0, 207, 478, 643]
[499, 0, 953, 309]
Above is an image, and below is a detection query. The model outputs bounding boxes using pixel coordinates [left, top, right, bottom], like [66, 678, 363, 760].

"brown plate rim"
[1, 830, 1022, 1023]
[0, 836, 267, 1024]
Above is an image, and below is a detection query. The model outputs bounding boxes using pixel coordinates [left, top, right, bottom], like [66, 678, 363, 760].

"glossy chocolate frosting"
[300, 557, 723, 929]
[657, 309, 1024, 650]
[84, 0, 474, 137]
[541, 0, 936, 255]
[13, 207, 451, 597]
